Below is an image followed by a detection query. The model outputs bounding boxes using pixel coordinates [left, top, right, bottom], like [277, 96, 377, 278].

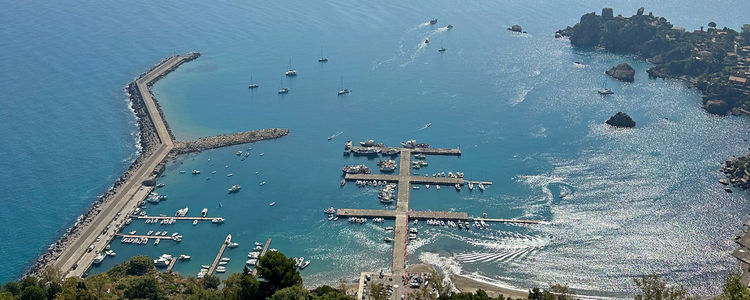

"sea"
[1, 0, 750, 297]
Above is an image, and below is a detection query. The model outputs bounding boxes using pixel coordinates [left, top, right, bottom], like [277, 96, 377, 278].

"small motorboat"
[424, 38, 430, 44]
[429, 18, 438, 25]
[269, 202, 276, 206]
[598, 88, 614, 95]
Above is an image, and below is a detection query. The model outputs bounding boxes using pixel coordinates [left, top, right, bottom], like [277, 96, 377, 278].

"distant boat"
[598, 88, 614, 95]
[446, 24, 453, 29]
[278, 77, 289, 94]
[285, 58, 297, 76]
[269, 202, 276, 206]
[328, 131, 343, 141]
[248, 74, 259, 89]
[438, 40, 446, 52]
[424, 38, 430, 44]
[318, 48, 328, 62]
[430, 18, 438, 25]
[337, 77, 350, 95]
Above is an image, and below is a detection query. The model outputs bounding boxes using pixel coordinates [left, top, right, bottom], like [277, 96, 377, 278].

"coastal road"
[54, 55, 190, 277]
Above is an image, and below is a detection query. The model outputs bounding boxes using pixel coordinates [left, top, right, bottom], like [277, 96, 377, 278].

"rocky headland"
[606, 63, 635, 82]
[605, 112, 636, 128]
[556, 7, 750, 116]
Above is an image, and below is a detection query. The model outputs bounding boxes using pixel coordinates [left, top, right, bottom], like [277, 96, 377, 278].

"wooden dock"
[337, 209, 468, 220]
[251, 238, 272, 276]
[207, 235, 230, 275]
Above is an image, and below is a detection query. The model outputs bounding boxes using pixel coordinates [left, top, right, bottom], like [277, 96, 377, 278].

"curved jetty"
[30, 52, 289, 279]
[172, 128, 289, 154]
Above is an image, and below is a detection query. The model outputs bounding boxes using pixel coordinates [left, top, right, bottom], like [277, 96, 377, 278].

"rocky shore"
[24, 53, 200, 277]
[722, 155, 750, 189]
[172, 128, 290, 155]
[556, 8, 750, 116]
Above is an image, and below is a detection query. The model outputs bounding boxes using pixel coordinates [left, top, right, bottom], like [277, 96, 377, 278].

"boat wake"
[417, 123, 431, 131]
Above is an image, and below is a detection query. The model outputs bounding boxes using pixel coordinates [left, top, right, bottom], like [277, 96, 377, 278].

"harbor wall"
[172, 128, 290, 154]
[24, 53, 198, 277]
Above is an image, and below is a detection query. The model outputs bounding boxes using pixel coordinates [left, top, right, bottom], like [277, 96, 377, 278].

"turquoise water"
[2, 0, 750, 297]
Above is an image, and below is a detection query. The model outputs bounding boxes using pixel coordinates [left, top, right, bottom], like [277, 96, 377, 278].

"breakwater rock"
[172, 128, 289, 154]
[605, 112, 636, 128]
[606, 63, 635, 82]
[723, 156, 750, 189]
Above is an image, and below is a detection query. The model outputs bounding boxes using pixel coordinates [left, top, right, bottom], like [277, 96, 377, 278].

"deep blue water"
[2, 0, 750, 297]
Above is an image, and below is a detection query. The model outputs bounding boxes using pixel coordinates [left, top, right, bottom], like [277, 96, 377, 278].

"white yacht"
[337, 77, 350, 95]
[179, 254, 191, 260]
[212, 217, 225, 224]
[478, 183, 485, 191]
[192, 169, 200, 174]
[93, 254, 106, 264]
[285, 58, 297, 76]
[248, 74, 259, 89]
[228, 185, 241, 193]
[228, 242, 239, 248]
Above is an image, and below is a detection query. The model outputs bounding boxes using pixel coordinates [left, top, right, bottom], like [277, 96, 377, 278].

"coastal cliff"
[556, 8, 750, 115]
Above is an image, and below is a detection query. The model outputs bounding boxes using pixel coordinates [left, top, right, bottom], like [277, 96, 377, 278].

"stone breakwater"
[172, 128, 290, 155]
[24, 53, 200, 277]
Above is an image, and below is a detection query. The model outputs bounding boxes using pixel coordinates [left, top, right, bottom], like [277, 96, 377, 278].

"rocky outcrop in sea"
[606, 63, 635, 82]
[605, 112, 636, 128]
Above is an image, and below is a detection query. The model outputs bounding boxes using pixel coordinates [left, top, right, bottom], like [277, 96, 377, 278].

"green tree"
[202, 275, 221, 290]
[126, 255, 155, 276]
[633, 274, 692, 300]
[311, 285, 354, 300]
[742, 24, 750, 45]
[4, 282, 20, 296]
[20, 286, 46, 300]
[368, 283, 388, 300]
[718, 273, 750, 300]
[124, 276, 160, 300]
[0, 292, 14, 300]
[270, 286, 309, 300]
[256, 251, 302, 291]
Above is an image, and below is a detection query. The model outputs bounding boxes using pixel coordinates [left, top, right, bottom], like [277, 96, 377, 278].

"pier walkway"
[348, 146, 461, 156]
[208, 235, 230, 275]
[54, 54, 195, 278]
[135, 216, 223, 222]
[338, 142, 542, 287]
[115, 234, 178, 241]
[166, 256, 178, 272]
[251, 238, 272, 276]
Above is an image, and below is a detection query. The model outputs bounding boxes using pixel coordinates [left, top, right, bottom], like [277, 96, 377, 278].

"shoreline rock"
[606, 63, 635, 82]
[605, 112, 636, 128]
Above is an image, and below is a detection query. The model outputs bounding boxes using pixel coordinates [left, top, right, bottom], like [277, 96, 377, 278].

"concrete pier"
[338, 141, 540, 288]
[166, 256, 178, 273]
[208, 235, 230, 275]
[251, 238, 272, 276]
[43, 52, 290, 279]
[135, 216, 224, 222]
[115, 234, 178, 241]
[51, 55, 196, 278]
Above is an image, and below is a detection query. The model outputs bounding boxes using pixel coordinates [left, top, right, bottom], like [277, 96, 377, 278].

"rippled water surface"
[2, 0, 750, 297]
